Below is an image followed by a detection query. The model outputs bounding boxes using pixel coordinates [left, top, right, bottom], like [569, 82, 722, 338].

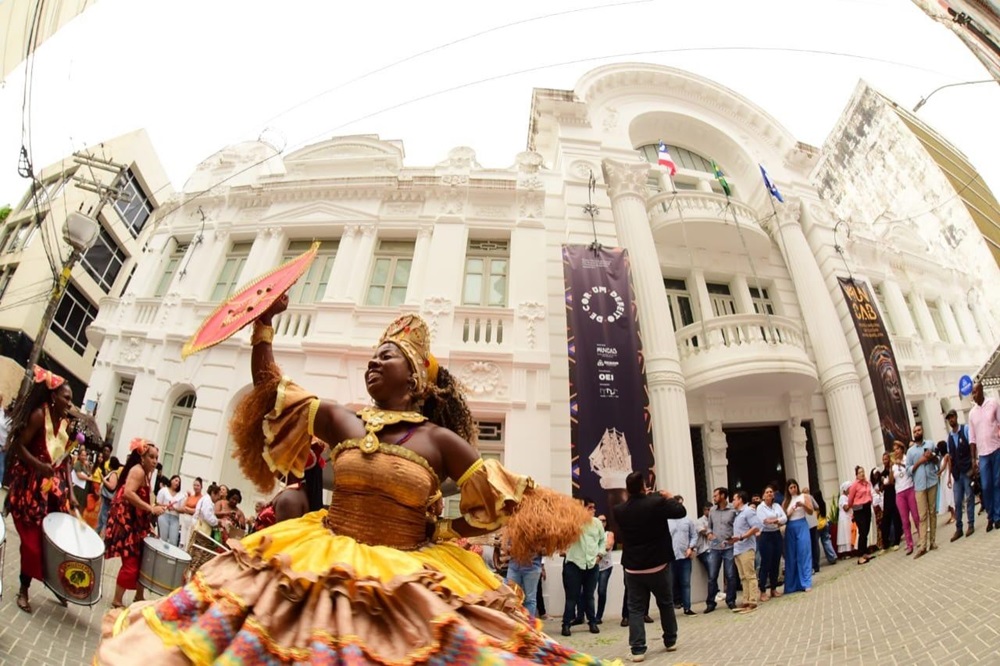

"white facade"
[0, 129, 172, 402]
[85, 65, 1000, 515]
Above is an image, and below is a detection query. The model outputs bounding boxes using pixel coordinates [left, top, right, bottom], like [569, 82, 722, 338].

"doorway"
[725, 425, 785, 498]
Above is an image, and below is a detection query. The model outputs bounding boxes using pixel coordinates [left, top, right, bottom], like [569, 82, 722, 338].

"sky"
[1, 0, 999, 207]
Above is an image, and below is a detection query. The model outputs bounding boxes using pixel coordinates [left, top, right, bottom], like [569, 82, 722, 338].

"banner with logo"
[838, 277, 911, 451]
[562, 245, 654, 520]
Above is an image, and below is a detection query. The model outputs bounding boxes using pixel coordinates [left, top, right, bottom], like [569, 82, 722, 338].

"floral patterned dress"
[105, 482, 153, 560]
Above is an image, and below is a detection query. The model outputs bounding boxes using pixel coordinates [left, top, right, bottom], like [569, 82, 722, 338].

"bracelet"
[432, 519, 462, 542]
[251, 323, 274, 346]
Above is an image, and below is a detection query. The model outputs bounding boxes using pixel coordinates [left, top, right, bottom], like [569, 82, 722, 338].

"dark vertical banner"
[563, 245, 654, 520]
[838, 278, 911, 451]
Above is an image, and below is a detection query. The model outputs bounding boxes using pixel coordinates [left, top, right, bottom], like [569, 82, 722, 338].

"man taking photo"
[613, 471, 686, 662]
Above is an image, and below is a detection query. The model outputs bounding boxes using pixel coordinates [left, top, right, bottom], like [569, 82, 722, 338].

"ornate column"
[601, 158, 695, 503]
[938, 298, 963, 345]
[882, 278, 918, 338]
[344, 224, 377, 303]
[764, 200, 877, 480]
[911, 291, 941, 343]
[788, 416, 809, 485]
[954, 301, 983, 346]
[405, 225, 434, 306]
[324, 225, 359, 301]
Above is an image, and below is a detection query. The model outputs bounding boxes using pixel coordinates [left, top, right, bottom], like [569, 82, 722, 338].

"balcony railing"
[451, 307, 513, 353]
[645, 190, 771, 256]
[674, 313, 816, 393]
[272, 307, 314, 340]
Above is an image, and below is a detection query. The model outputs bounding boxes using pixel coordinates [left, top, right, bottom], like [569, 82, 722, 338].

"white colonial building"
[85, 64, 1000, 522]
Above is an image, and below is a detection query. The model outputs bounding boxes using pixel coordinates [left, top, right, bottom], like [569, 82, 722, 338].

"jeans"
[705, 547, 736, 607]
[620, 567, 649, 620]
[757, 530, 783, 592]
[157, 512, 181, 547]
[881, 487, 902, 548]
[0, 447, 6, 486]
[915, 486, 938, 551]
[670, 557, 692, 611]
[979, 449, 1000, 524]
[952, 471, 975, 532]
[562, 561, 598, 627]
[625, 568, 677, 655]
[97, 496, 112, 535]
[506, 560, 543, 618]
[596, 566, 613, 621]
[809, 526, 821, 571]
[819, 525, 837, 563]
[895, 486, 920, 551]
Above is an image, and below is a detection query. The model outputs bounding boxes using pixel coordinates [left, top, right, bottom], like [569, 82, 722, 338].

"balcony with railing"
[646, 190, 771, 256]
[451, 307, 513, 354]
[674, 313, 817, 394]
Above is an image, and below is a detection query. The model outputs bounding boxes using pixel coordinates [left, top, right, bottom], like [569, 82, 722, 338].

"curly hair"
[421, 367, 478, 446]
[5, 381, 56, 461]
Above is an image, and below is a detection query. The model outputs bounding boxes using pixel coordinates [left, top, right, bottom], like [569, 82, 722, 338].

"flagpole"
[714, 166, 777, 345]
[664, 174, 711, 349]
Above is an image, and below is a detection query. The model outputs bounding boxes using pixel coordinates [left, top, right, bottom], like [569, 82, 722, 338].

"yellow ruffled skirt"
[94, 511, 610, 665]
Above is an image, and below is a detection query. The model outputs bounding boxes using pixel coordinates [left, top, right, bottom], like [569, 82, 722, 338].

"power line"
[246, 0, 652, 137]
[147, 44, 967, 224]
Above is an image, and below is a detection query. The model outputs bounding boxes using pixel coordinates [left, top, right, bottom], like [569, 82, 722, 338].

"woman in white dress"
[837, 481, 855, 557]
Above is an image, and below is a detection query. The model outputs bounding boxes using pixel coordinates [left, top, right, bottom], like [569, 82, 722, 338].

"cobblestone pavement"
[2, 511, 999, 664]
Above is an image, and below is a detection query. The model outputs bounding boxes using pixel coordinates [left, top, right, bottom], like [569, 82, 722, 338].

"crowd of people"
[1, 320, 997, 664]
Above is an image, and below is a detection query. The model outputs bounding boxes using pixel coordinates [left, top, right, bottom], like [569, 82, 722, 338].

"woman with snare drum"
[5, 366, 77, 614]
[104, 439, 165, 608]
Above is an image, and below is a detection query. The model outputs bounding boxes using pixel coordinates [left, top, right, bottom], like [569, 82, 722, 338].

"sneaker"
[727, 602, 737, 611]
[738, 605, 757, 614]
[631, 654, 646, 663]
[683, 609, 696, 616]
[715, 592, 726, 602]
[561, 625, 571, 637]
[664, 642, 677, 652]
[588, 623, 600, 634]
[967, 526, 975, 537]
[703, 604, 717, 614]
[951, 530, 962, 542]
[891, 545, 900, 551]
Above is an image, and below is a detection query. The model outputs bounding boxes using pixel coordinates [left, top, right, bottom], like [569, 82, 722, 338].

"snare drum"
[42, 513, 105, 606]
[139, 536, 192, 596]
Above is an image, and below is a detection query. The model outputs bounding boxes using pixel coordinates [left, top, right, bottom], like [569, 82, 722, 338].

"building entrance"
[725, 425, 785, 498]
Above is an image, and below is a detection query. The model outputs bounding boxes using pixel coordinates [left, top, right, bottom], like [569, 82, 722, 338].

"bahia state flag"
[759, 164, 784, 203]
[711, 159, 731, 197]
[658, 142, 677, 176]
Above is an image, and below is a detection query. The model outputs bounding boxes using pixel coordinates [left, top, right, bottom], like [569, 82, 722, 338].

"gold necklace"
[357, 407, 426, 454]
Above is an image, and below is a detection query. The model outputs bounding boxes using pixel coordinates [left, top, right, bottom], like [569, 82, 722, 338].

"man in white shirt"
[969, 382, 1000, 531]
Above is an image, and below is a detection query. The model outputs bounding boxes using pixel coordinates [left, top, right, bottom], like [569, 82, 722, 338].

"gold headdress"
[379, 314, 439, 397]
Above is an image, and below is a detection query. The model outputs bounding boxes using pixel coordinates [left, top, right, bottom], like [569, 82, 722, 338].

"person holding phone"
[781, 479, 813, 593]
[846, 466, 874, 565]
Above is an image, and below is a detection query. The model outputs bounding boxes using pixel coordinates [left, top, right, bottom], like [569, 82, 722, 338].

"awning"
[976, 342, 1000, 388]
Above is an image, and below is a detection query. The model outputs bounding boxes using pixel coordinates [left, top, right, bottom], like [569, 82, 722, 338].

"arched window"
[162, 392, 196, 476]
[637, 144, 715, 174]
[637, 143, 732, 196]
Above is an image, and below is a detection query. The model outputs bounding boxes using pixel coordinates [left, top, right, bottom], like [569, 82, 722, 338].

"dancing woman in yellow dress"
[95, 297, 609, 665]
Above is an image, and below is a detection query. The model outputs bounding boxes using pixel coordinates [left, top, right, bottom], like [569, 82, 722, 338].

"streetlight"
[17, 211, 101, 399]
[912, 79, 997, 112]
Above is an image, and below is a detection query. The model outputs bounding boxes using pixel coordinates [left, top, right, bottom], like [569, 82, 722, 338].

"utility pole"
[17, 151, 129, 401]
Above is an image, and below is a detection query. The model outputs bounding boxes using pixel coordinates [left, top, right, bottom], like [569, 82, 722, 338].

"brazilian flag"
[711, 159, 731, 197]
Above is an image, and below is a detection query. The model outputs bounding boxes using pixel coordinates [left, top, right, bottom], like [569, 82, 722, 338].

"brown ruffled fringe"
[505, 487, 591, 565]
[229, 367, 282, 493]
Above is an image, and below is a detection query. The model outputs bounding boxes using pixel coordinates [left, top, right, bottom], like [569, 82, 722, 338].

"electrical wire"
[246, 0, 652, 136]
[145, 44, 967, 225]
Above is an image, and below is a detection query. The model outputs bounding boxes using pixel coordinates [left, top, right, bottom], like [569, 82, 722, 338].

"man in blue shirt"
[945, 409, 976, 541]
[906, 424, 940, 558]
[730, 490, 763, 613]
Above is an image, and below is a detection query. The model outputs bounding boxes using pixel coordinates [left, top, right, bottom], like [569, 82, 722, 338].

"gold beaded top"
[356, 407, 427, 454]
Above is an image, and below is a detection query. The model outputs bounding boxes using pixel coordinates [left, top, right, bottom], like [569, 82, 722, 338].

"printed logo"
[58, 560, 96, 600]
